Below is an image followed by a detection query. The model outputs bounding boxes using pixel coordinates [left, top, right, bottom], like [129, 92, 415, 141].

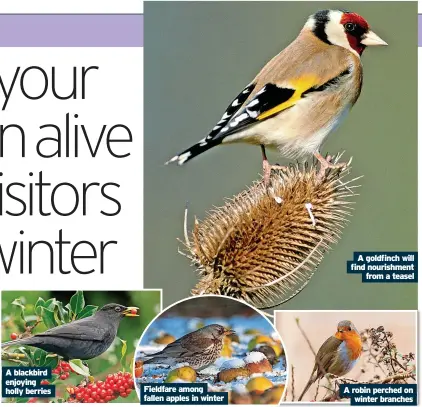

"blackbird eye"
[344, 22, 355, 32]
[115, 306, 122, 312]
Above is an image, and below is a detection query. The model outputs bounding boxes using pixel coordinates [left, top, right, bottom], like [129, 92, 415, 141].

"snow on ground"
[221, 358, 245, 370]
[135, 315, 287, 393]
[232, 383, 248, 394]
[244, 351, 266, 364]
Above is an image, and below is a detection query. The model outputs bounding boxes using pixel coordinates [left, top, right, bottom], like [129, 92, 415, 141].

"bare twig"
[295, 318, 328, 377]
[1, 351, 28, 363]
[376, 372, 416, 384]
[314, 377, 321, 401]
[291, 365, 295, 401]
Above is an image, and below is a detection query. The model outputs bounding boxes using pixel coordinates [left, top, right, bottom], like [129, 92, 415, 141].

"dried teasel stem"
[181, 153, 361, 309]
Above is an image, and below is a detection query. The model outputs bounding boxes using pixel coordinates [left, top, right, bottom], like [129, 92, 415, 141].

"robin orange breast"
[298, 320, 362, 401]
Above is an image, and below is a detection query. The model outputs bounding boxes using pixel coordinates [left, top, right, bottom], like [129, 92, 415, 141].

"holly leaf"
[69, 359, 90, 376]
[41, 307, 57, 329]
[18, 346, 34, 365]
[34, 298, 46, 316]
[44, 298, 57, 311]
[69, 292, 85, 318]
[33, 348, 47, 366]
[12, 298, 26, 322]
[55, 301, 69, 324]
[44, 354, 59, 369]
[77, 305, 98, 320]
[16, 398, 30, 403]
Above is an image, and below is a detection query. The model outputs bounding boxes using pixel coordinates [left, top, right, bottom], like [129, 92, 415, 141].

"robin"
[142, 324, 235, 370]
[298, 320, 362, 401]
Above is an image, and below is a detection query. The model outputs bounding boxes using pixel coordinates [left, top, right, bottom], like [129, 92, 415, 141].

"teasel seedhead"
[180, 153, 361, 309]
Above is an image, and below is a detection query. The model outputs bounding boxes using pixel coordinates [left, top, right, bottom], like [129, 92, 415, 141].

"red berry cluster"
[67, 372, 134, 403]
[52, 361, 73, 380]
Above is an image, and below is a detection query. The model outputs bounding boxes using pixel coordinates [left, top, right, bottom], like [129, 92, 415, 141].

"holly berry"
[130, 309, 137, 315]
[52, 361, 72, 380]
[10, 332, 18, 340]
[67, 371, 135, 403]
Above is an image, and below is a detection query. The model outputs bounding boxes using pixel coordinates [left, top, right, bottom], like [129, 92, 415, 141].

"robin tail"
[298, 366, 319, 401]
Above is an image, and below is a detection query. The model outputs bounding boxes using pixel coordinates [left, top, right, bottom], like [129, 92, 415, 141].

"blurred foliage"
[1, 290, 161, 403]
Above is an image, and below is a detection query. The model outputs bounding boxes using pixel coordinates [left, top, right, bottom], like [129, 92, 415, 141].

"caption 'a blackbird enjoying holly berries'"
[1, 303, 138, 361]
[142, 324, 235, 370]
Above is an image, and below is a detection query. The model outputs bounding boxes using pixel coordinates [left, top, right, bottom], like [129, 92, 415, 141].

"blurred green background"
[1, 290, 161, 403]
[144, 2, 417, 310]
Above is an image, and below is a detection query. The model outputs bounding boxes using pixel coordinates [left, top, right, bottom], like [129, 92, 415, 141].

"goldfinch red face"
[306, 10, 387, 56]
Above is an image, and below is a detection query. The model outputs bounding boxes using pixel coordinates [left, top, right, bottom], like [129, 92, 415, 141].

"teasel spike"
[182, 153, 360, 308]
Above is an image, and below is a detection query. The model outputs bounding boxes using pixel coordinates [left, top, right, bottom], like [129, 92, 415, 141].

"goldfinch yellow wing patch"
[257, 69, 351, 120]
[257, 75, 320, 120]
[202, 69, 350, 142]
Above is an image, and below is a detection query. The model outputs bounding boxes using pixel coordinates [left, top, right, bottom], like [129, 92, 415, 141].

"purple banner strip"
[0, 14, 143, 47]
[419, 14, 422, 46]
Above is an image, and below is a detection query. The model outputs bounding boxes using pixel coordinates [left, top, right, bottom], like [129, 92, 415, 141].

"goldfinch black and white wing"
[166, 82, 256, 165]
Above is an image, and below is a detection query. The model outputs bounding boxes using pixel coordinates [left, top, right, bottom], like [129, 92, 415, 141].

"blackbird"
[142, 324, 235, 370]
[1, 303, 138, 361]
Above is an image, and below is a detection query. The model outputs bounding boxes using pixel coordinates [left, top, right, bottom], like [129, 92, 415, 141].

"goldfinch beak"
[361, 30, 388, 46]
[122, 306, 139, 317]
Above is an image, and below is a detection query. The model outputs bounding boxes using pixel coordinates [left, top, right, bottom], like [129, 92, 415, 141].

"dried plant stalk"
[181, 153, 360, 309]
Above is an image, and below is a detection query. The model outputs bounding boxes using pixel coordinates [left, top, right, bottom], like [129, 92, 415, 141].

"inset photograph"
[1, 290, 161, 403]
[145, 1, 417, 311]
[275, 311, 417, 402]
[135, 295, 287, 404]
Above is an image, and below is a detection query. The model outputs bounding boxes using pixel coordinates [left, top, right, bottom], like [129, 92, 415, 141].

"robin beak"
[223, 328, 236, 336]
[361, 30, 388, 46]
[122, 307, 139, 317]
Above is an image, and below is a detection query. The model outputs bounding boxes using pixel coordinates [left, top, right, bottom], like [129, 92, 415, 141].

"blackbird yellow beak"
[122, 307, 139, 317]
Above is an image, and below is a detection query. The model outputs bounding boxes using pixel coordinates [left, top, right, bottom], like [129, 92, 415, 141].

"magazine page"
[1, 1, 418, 406]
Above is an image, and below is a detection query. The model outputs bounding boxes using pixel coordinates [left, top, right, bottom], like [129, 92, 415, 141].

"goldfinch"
[166, 9, 387, 184]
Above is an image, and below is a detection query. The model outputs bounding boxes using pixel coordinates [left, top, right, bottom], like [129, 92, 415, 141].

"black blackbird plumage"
[1, 303, 138, 361]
